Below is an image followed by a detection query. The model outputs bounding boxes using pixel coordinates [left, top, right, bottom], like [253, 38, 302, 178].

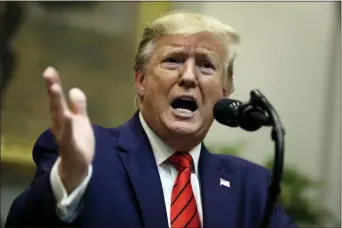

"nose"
[178, 58, 197, 89]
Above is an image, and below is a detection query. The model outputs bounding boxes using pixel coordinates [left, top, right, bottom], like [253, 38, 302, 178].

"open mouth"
[171, 97, 198, 113]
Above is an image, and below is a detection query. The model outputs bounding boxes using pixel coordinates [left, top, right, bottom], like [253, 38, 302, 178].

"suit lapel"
[199, 146, 243, 227]
[116, 112, 169, 228]
[113, 112, 244, 227]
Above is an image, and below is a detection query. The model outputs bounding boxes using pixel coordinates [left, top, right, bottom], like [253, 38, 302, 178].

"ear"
[222, 87, 230, 98]
[134, 70, 146, 98]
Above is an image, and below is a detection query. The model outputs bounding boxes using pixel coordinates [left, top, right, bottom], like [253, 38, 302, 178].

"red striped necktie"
[168, 152, 200, 228]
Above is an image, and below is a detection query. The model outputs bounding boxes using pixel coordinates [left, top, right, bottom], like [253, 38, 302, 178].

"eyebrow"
[160, 46, 221, 65]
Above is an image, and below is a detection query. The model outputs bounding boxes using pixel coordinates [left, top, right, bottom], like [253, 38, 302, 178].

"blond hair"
[133, 10, 240, 108]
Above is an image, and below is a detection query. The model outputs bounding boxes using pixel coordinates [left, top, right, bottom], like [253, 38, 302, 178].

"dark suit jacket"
[5, 112, 295, 228]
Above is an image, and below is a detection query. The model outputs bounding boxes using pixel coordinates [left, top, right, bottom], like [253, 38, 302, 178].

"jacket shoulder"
[32, 124, 120, 166]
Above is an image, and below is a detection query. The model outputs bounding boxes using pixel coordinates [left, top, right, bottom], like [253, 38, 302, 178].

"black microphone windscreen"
[213, 99, 242, 126]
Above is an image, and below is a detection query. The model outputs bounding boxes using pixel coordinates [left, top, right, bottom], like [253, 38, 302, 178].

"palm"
[64, 115, 94, 165]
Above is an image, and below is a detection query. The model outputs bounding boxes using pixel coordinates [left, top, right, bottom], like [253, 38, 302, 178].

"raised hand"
[43, 67, 95, 193]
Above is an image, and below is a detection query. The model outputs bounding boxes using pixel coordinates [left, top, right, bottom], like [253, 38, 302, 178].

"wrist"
[58, 159, 88, 194]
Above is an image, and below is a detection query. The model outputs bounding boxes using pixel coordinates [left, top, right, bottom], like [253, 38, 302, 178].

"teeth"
[176, 108, 192, 114]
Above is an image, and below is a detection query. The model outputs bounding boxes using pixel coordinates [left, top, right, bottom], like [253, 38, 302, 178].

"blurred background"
[1, 1, 340, 227]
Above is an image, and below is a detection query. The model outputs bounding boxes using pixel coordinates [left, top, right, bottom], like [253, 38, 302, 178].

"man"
[1, 2, 23, 99]
[5, 11, 295, 228]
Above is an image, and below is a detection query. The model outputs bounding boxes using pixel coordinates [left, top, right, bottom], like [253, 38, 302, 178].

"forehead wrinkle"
[159, 45, 220, 63]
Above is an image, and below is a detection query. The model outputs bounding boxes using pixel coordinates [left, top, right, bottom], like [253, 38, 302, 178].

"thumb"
[69, 88, 88, 116]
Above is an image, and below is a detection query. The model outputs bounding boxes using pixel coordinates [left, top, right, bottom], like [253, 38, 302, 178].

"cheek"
[150, 67, 178, 91]
[145, 68, 177, 98]
[200, 77, 224, 102]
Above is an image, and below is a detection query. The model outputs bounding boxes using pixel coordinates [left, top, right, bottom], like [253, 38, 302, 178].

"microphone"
[213, 90, 285, 228]
[213, 98, 272, 131]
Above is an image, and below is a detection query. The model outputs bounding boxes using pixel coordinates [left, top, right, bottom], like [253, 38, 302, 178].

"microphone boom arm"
[249, 89, 285, 228]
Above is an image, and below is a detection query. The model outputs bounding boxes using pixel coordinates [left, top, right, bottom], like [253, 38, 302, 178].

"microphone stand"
[247, 89, 285, 228]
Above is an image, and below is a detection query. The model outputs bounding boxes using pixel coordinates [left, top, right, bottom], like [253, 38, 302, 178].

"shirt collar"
[139, 112, 201, 174]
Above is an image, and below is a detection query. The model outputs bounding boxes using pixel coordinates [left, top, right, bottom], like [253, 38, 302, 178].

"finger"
[42, 67, 69, 123]
[58, 110, 73, 147]
[43, 66, 61, 93]
[50, 83, 67, 112]
[69, 88, 88, 116]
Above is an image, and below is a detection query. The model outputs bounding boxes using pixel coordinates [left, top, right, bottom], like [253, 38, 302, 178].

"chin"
[166, 120, 202, 136]
[163, 120, 206, 151]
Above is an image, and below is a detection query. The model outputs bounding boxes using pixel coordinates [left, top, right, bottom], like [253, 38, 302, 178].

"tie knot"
[168, 152, 193, 171]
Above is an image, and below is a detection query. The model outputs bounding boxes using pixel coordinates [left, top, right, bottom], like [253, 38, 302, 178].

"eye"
[162, 57, 184, 69]
[199, 61, 214, 69]
[165, 57, 182, 63]
[197, 61, 215, 75]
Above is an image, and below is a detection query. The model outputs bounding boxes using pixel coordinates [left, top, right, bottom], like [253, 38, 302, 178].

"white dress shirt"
[50, 112, 203, 226]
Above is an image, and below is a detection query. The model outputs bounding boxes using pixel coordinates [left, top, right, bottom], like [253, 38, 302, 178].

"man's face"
[136, 32, 229, 149]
